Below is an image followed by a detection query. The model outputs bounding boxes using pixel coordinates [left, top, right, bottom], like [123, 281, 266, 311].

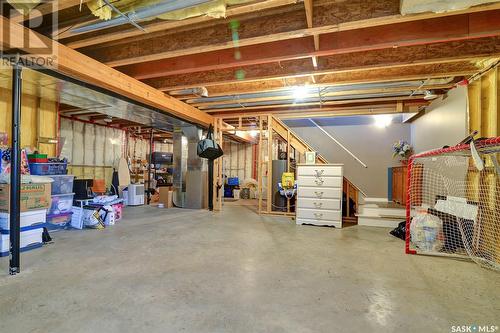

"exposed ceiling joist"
[10, 0, 86, 24]
[62, 0, 299, 47]
[118, 11, 500, 80]
[81, 2, 500, 68]
[143, 37, 499, 90]
[303, 0, 319, 69]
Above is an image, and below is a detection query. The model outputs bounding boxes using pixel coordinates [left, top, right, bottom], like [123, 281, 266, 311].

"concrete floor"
[0, 204, 499, 333]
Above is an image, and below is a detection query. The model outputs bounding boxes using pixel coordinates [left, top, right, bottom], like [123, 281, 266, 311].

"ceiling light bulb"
[292, 86, 309, 100]
[374, 115, 392, 128]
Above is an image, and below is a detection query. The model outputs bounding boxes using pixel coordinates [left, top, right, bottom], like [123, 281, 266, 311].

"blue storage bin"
[29, 162, 67, 175]
[224, 187, 233, 198]
[227, 177, 239, 186]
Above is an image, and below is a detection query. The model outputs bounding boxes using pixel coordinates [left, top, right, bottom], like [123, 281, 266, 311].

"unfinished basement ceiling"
[8, 0, 500, 121]
[400, 0, 500, 14]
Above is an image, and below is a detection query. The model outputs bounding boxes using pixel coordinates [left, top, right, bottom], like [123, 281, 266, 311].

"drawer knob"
[315, 178, 324, 185]
[314, 191, 324, 198]
[313, 202, 323, 208]
[314, 169, 325, 177]
[314, 213, 323, 219]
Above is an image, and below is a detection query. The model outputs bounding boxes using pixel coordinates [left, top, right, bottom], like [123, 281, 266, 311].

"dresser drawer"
[297, 187, 341, 199]
[297, 176, 342, 188]
[297, 165, 343, 177]
[296, 218, 341, 228]
[297, 198, 341, 210]
[296, 208, 341, 221]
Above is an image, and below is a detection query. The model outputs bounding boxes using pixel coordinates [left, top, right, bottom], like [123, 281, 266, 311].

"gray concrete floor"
[1, 204, 499, 333]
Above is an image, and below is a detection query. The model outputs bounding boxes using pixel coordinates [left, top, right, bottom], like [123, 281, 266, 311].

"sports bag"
[197, 125, 223, 160]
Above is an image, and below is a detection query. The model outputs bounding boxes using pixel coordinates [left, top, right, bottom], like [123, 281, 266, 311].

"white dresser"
[296, 164, 343, 228]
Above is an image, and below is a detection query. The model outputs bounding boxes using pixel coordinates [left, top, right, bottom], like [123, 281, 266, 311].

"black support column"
[208, 160, 214, 211]
[9, 64, 22, 275]
[147, 128, 153, 205]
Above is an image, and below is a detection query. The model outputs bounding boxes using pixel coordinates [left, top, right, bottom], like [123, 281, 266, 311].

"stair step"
[358, 206, 406, 218]
[363, 197, 389, 203]
[357, 215, 404, 228]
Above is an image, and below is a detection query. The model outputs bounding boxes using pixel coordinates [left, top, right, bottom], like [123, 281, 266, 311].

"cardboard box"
[158, 187, 173, 208]
[0, 183, 52, 212]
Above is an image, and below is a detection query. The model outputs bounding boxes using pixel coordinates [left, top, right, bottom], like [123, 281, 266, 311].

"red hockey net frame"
[405, 137, 500, 270]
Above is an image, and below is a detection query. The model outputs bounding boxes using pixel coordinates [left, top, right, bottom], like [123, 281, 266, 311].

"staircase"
[356, 198, 406, 228]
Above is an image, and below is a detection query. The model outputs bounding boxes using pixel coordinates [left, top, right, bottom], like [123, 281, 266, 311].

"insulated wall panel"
[83, 124, 95, 166]
[72, 121, 84, 165]
[60, 118, 73, 162]
[95, 125, 105, 166]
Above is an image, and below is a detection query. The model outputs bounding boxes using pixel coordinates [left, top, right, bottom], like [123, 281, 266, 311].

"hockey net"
[405, 137, 500, 271]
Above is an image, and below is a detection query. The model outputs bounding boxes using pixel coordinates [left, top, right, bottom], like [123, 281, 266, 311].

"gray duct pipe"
[169, 87, 208, 97]
[200, 91, 418, 110]
[72, 0, 212, 33]
[187, 79, 455, 104]
[172, 125, 205, 209]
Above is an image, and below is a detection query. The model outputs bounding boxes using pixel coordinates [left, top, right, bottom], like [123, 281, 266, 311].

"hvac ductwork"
[172, 125, 205, 209]
[72, 0, 212, 33]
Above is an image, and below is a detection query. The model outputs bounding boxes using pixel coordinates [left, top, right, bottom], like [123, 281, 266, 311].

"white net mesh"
[406, 139, 500, 271]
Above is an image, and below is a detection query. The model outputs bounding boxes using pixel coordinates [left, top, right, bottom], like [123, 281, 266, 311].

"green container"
[27, 154, 48, 159]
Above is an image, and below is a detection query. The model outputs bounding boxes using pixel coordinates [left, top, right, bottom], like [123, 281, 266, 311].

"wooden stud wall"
[467, 63, 500, 263]
[216, 114, 327, 216]
[0, 89, 57, 156]
[468, 64, 500, 137]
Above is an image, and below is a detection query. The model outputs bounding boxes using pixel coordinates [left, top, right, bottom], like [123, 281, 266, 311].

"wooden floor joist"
[118, 10, 500, 80]
[0, 16, 213, 127]
[80, 2, 500, 68]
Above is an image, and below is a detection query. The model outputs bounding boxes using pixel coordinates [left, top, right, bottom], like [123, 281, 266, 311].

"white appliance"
[296, 164, 344, 228]
[127, 184, 145, 206]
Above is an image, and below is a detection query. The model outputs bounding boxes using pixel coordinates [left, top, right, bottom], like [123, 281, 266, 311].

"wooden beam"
[303, 0, 318, 68]
[63, 0, 299, 47]
[81, 2, 500, 67]
[0, 16, 213, 127]
[10, 0, 86, 24]
[120, 38, 314, 79]
[143, 37, 497, 90]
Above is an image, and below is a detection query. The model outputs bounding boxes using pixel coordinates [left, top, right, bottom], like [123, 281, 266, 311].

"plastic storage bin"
[0, 209, 47, 230]
[0, 226, 44, 257]
[48, 193, 75, 215]
[48, 175, 75, 195]
[46, 212, 73, 227]
[29, 162, 67, 175]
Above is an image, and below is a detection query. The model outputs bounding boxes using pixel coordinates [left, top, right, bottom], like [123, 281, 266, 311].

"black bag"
[389, 221, 406, 240]
[197, 125, 223, 160]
